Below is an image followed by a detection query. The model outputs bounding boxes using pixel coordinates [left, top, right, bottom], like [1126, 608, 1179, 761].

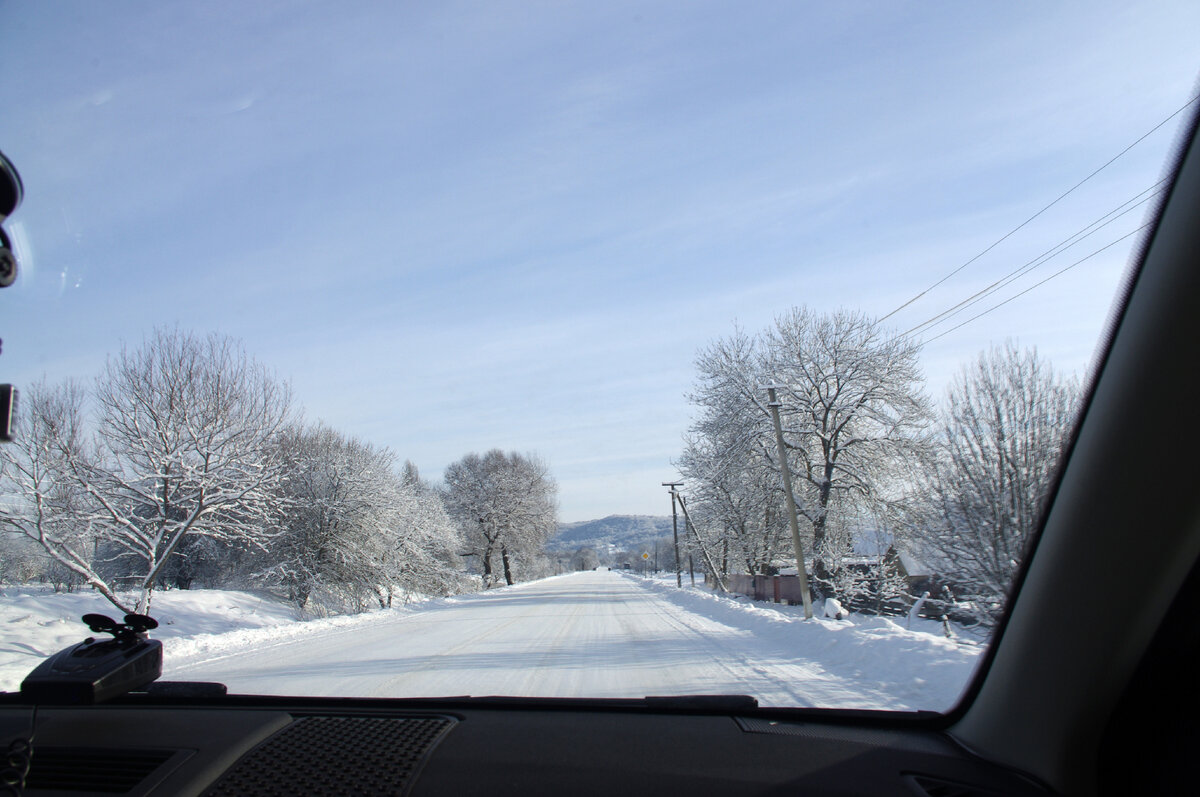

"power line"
[918, 223, 1151, 345]
[901, 180, 1166, 337]
[879, 93, 1199, 323]
[904, 195, 1153, 337]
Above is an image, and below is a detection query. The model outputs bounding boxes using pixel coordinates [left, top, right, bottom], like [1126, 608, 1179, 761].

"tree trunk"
[481, 539, 495, 588]
[501, 545, 514, 586]
[136, 586, 155, 616]
[810, 509, 832, 600]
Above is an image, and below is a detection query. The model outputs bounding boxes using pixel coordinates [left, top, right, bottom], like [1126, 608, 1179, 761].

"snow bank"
[0, 586, 299, 692]
[624, 572, 984, 710]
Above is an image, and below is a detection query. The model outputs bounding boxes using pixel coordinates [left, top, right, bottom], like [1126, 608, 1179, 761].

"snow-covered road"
[164, 571, 978, 709]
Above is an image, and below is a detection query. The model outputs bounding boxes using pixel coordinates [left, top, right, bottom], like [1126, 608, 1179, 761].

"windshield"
[1, 1, 1196, 712]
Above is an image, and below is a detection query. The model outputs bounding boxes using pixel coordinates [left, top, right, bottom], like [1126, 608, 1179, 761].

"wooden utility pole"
[765, 385, 814, 619]
[662, 481, 683, 587]
[674, 493, 727, 593]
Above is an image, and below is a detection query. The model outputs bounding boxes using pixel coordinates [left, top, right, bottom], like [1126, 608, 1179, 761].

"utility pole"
[674, 493, 727, 593]
[764, 385, 814, 620]
[662, 481, 683, 587]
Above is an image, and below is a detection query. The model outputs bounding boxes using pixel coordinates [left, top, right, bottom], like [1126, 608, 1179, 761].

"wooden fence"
[724, 574, 810, 606]
[721, 572, 963, 621]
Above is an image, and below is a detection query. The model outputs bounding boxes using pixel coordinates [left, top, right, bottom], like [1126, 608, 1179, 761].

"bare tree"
[256, 424, 464, 614]
[679, 429, 791, 579]
[919, 343, 1078, 625]
[383, 474, 467, 601]
[684, 308, 932, 600]
[0, 380, 122, 605]
[257, 425, 386, 611]
[0, 534, 45, 588]
[443, 450, 558, 588]
[1, 332, 467, 617]
[57, 328, 292, 614]
[571, 546, 600, 571]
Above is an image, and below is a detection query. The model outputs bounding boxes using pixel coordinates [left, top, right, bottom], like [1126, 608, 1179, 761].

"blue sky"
[2, 2, 1197, 520]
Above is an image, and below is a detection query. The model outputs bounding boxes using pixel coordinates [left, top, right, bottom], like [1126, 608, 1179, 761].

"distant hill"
[548, 515, 674, 553]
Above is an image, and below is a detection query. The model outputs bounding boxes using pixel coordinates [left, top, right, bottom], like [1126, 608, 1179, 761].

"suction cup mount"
[81, 613, 159, 645]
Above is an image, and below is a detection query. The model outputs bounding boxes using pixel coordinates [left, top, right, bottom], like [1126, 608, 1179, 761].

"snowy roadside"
[0, 585, 445, 692]
[621, 572, 984, 710]
[0, 585, 299, 692]
[0, 578, 557, 693]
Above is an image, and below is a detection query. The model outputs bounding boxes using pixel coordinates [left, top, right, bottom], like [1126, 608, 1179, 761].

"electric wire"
[689, 176, 1163, 482]
[918, 223, 1151, 345]
[903, 182, 1164, 336]
[879, 93, 1199, 323]
[901, 179, 1166, 338]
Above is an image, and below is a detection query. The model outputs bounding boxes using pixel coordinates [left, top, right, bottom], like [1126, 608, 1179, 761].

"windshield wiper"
[404, 694, 760, 711]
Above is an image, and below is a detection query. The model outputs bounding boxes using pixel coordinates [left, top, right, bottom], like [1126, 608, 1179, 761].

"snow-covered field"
[0, 571, 982, 710]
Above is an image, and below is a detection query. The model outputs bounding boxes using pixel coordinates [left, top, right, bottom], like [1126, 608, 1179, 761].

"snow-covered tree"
[815, 510, 912, 614]
[256, 425, 464, 613]
[683, 308, 932, 600]
[443, 450, 558, 588]
[0, 380, 123, 606]
[382, 461, 469, 602]
[918, 343, 1078, 626]
[0, 534, 46, 587]
[571, 546, 600, 571]
[30, 329, 294, 615]
[679, 429, 791, 579]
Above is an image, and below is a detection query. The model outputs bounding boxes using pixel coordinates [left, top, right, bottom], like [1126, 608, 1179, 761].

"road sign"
[641, 552, 649, 560]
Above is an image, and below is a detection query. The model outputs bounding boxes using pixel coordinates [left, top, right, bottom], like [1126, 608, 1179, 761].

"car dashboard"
[0, 696, 1052, 796]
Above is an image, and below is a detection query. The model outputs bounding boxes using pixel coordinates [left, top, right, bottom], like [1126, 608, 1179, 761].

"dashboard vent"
[25, 747, 177, 793]
[906, 773, 1004, 797]
[204, 715, 454, 797]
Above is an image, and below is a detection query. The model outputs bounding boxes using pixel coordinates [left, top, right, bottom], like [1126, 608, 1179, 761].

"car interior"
[3, 3, 1200, 792]
[0, 70, 1195, 797]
